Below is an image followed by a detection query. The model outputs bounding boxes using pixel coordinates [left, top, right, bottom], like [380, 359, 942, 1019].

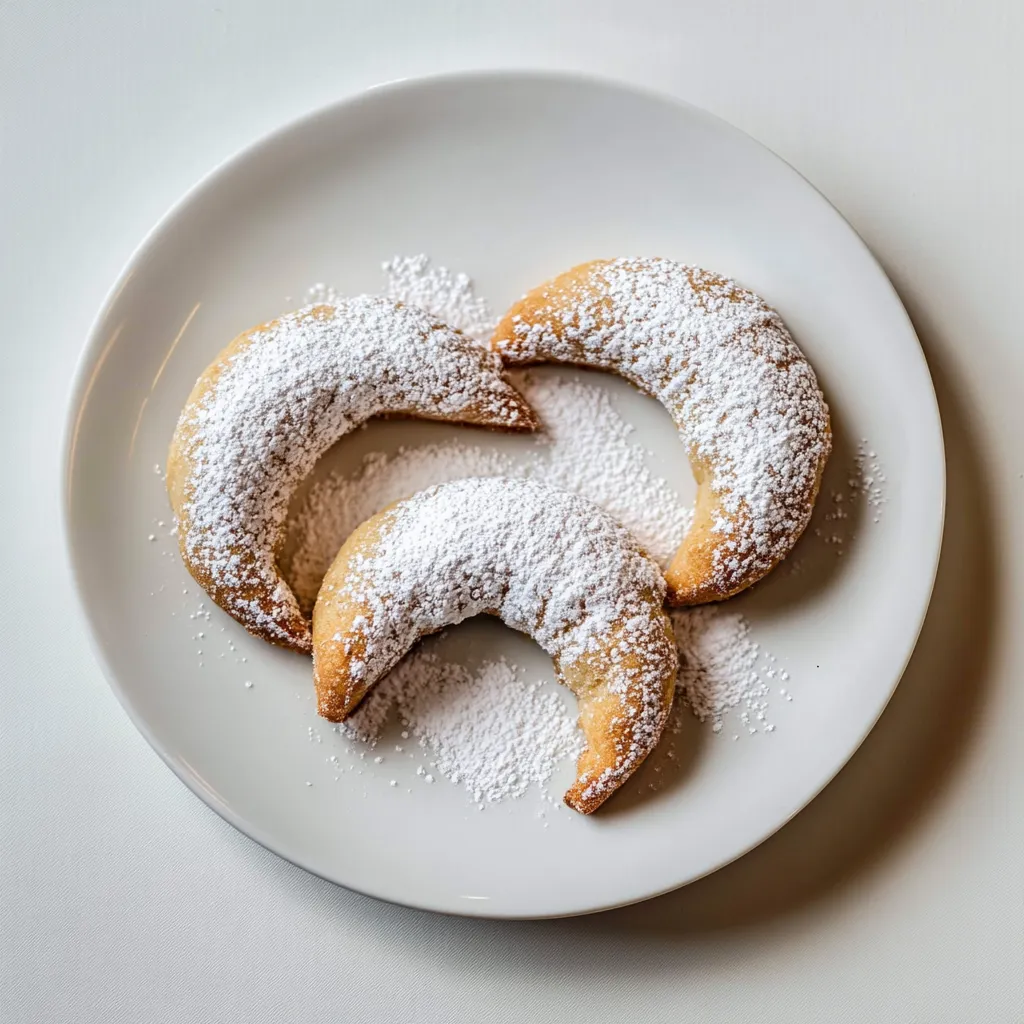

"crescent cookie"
[167, 299, 537, 653]
[492, 258, 832, 604]
[313, 477, 678, 814]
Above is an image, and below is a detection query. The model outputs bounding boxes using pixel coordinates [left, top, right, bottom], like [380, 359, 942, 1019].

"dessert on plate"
[164, 256, 833, 813]
[492, 257, 831, 604]
[311, 477, 678, 813]
[167, 298, 535, 652]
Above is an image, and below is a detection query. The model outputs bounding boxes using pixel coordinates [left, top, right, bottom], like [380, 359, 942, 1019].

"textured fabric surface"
[2, 1, 1023, 1020]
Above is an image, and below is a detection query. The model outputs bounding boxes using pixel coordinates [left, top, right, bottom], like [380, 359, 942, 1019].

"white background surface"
[2, 1, 1021, 1020]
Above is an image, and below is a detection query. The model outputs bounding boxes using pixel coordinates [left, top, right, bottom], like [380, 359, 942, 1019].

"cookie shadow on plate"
[593, 694, 708, 819]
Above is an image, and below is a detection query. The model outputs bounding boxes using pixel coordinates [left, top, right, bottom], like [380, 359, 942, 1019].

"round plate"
[63, 71, 944, 918]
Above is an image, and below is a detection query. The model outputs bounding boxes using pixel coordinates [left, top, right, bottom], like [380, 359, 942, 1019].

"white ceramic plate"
[64, 71, 944, 918]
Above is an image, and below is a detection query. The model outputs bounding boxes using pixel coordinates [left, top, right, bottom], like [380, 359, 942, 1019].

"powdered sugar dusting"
[322, 476, 669, 678]
[851, 441, 888, 520]
[415, 659, 580, 804]
[171, 296, 529, 649]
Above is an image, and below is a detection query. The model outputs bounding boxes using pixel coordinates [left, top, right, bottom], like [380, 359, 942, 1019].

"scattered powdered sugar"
[383, 254, 496, 342]
[667, 605, 781, 735]
[803, 440, 889, 560]
[172, 296, 531, 650]
[671, 606, 762, 725]
[328, 604, 784, 804]
[495, 257, 832, 596]
[520, 373, 693, 565]
[850, 441, 888, 520]
[342, 655, 583, 805]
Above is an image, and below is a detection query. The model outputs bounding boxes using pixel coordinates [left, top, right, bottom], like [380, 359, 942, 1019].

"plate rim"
[60, 68, 946, 919]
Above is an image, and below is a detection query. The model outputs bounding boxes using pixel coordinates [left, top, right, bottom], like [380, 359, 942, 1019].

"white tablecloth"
[3, 2, 1022, 1020]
